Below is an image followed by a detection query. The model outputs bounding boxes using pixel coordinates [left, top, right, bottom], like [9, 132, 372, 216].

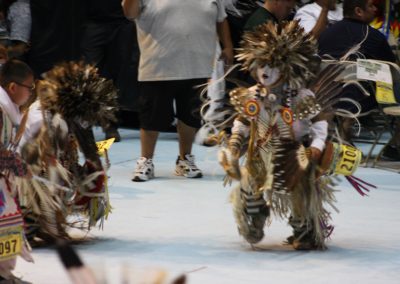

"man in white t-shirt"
[123, 0, 233, 182]
[294, 0, 342, 38]
[6, 0, 31, 59]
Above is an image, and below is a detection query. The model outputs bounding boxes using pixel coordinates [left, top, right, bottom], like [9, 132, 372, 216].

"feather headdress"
[16, 62, 116, 244]
[41, 61, 118, 129]
[236, 21, 320, 89]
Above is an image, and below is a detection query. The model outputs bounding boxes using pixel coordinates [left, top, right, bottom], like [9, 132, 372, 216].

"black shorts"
[138, 78, 207, 131]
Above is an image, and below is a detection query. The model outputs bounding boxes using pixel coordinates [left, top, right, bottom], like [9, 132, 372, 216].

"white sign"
[356, 59, 392, 84]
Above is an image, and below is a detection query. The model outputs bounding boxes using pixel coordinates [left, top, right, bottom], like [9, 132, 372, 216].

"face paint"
[257, 65, 281, 87]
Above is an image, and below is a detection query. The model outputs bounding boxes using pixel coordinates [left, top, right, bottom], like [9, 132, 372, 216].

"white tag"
[357, 59, 392, 84]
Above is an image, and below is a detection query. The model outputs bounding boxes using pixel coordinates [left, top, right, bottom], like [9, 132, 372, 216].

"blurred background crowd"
[0, 0, 399, 142]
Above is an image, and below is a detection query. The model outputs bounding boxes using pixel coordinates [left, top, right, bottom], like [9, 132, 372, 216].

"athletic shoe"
[132, 157, 154, 182]
[175, 154, 203, 178]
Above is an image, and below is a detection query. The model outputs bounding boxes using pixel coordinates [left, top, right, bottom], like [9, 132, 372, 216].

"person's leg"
[103, 22, 135, 142]
[176, 120, 196, 159]
[114, 22, 140, 118]
[288, 169, 332, 250]
[80, 21, 109, 68]
[382, 118, 400, 160]
[80, 21, 122, 141]
[391, 120, 400, 149]
[105, 123, 121, 142]
[175, 78, 205, 157]
[231, 167, 269, 244]
[133, 81, 175, 181]
[387, 79, 400, 157]
[174, 79, 206, 178]
[140, 129, 159, 159]
[132, 128, 159, 182]
[287, 171, 318, 250]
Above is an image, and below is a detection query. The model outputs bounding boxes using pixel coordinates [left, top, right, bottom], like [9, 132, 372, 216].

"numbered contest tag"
[333, 144, 363, 176]
[0, 231, 22, 260]
[96, 138, 115, 155]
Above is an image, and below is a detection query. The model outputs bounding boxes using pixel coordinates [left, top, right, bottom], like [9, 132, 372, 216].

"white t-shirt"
[294, 2, 343, 34]
[135, 0, 227, 81]
[8, 0, 31, 43]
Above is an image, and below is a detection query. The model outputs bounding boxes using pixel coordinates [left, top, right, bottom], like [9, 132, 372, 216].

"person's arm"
[121, 0, 141, 20]
[308, 8, 329, 39]
[0, 110, 29, 177]
[219, 117, 250, 180]
[310, 120, 328, 150]
[297, 88, 328, 161]
[217, 18, 234, 66]
[7, 41, 29, 59]
[295, 0, 334, 39]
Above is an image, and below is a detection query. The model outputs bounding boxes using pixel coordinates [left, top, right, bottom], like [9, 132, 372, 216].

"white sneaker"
[175, 154, 203, 178]
[132, 157, 154, 182]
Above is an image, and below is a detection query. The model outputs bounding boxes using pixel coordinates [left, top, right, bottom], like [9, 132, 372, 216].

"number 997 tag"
[0, 232, 22, 260]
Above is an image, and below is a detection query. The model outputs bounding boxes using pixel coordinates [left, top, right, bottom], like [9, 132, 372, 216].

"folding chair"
[362, 59, 400, 172]
[357, 109, 393, 166]
[370, 106, 400, 172]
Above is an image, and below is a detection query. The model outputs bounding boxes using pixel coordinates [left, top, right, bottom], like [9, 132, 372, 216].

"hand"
[218, 148, 241, 180]
[319, 0, 336, 10]
[309, 147, 322, 163]
[7, 42, 30, 58]
[220, 47, 234, 67]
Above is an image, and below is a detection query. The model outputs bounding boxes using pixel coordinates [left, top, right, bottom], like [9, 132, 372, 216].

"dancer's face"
[7, 75, 34, 106]
[257, 65, 281, 87]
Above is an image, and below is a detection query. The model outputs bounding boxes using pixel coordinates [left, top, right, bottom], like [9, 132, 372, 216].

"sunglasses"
[15, 81, 35, 91]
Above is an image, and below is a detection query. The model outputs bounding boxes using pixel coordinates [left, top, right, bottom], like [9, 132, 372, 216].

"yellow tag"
[334, 145, 362, 176]
[393, 26, 399, 39]
[370, 18, 382, 29]
[96, 138, 115, 155]
[376, 81, 396, 104]
[0, 232, 22, 260]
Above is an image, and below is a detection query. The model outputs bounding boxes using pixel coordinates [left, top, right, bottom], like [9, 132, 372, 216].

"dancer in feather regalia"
[200, 21, 378, 250]
[0, 59, 34, 283]
[16, 61, 118, 244]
